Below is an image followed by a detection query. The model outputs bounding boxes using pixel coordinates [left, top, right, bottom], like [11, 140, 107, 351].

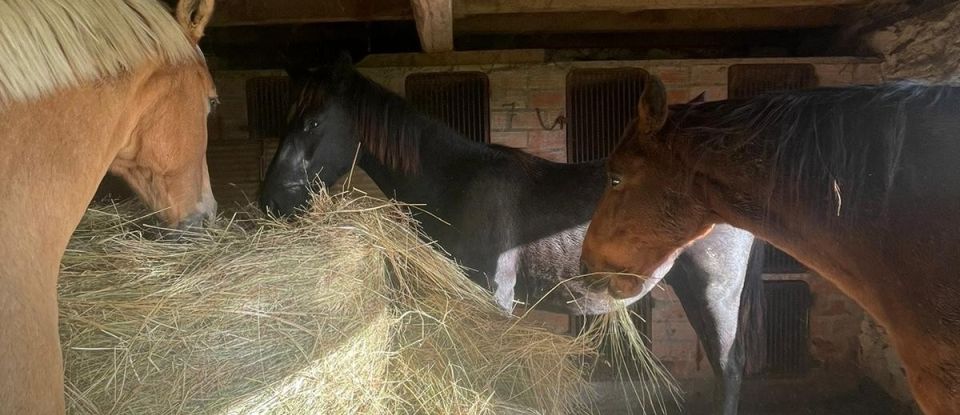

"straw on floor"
[58, 192, 595, 414]
[59, 189, 682, 414]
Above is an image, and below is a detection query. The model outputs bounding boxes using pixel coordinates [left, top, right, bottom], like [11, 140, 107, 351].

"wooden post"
[410, 0, 454, 52]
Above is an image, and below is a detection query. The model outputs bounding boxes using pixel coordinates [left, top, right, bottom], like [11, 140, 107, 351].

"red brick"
[662, 303, 690, 320]
[667, 89, 690, 105]
[518, 309, 570, 334]
[491, 131, 528, 148]
[527, 129, 566, 151]
[527, 67, 567, 90]
[491, 88, 528, 109]
[532, 149, 566, 163]
[530, 90, 566, 109]
[491, 111, 511, 131]
[700, 85, 727, 101]
[820, 299, 849, 316]
[654, 340, 698, 360]
[511, 110, 544, 130]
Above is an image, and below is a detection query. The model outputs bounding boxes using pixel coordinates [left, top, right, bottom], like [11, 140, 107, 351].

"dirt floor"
[591, 377, 917, 415]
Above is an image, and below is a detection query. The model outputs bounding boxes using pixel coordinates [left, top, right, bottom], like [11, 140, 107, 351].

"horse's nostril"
[608, 276, 642, 299]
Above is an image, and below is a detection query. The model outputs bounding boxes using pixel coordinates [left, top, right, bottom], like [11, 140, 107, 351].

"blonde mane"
[0, 0, 200, 105]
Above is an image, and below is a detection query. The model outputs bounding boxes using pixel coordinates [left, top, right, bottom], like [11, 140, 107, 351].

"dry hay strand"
[59, 192, 594, 414]
[528, 275, 682, 415]
[576, 307, 682, 415]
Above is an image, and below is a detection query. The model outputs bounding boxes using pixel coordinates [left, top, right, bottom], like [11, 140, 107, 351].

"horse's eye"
[207, 97, 220, 113]
[610, 176, 622, 188]
[306, 120, 320, 131]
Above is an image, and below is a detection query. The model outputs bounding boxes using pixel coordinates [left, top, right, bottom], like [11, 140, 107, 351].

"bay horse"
[581, 70, 960, 414]
[259, 60, 765, 414]
[0, 1, 218, 412]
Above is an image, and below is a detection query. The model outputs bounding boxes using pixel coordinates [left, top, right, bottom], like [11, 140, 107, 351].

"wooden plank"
[357, 49, 546, 67]
[410, 0, 454, 52]
[211, 0, 412, 27]
[456, 7, 848, 34]
[453, 0, 864, 16]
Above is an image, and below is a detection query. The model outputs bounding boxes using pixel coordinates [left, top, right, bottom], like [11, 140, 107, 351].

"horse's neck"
[713, 166, 957, 352]
[358, 124, 490, 207]
[0, 85, 135, 287]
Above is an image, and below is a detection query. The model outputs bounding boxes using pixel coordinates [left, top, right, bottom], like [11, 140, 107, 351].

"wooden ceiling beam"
[453, 0, 864, 16]
[411, 0, 454, 52]
[210, 0, 412, 27]
[456, 7, 849, 34]
[208, 0, 858, 33]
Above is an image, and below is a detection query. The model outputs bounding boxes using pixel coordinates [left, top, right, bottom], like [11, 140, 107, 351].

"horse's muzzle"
[607, 275, 645, 299]
[579, 261, 647, 299]
[178, 202, 217, 230]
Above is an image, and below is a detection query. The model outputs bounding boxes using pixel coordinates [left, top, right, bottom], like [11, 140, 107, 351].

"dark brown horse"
[581, 70, 960, 414]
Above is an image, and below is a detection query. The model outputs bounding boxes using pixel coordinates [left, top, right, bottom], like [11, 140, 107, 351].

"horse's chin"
[562, 289, 648, 316]
[522, 278, 654, 316]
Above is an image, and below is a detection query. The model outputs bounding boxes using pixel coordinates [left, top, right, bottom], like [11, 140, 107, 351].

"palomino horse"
[0, 1, 217, 412]
[259, 60, 765, 414]
[581, 71, 960, 414]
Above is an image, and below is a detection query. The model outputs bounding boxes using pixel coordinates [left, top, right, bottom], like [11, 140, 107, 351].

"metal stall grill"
[566, 68, 648, 163]
[762, 280, 811, 375]
[405, 72, 490, 144]
[763, 246, 807, 274]
[728, 64, 818, 99]
[241, 76, 291, 206]
[566, 68, 653, 341]
[246, 76, 291, 140]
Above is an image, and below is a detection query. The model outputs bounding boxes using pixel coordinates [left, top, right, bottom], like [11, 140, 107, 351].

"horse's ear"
[331, 52, 355, 76]
[280, 53, 311, 81]
[334, 51, 354, 67]
[637, 72, 668, 135]
[689, 91, 706, 105]
[176, 0, 215, 44]
[328, 52, 358, 85]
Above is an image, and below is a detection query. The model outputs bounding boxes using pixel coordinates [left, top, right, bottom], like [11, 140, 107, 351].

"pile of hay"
[59, 193, 595, 414]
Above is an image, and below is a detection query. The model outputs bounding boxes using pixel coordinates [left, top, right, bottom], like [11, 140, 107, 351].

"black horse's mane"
[289, 63, 586, 175]
[667, 81, 959, 221]
[290, 65, 452, 173]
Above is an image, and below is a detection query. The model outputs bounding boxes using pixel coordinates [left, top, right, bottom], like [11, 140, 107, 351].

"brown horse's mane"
[291, 66, 431, 174]
[0, 0, 200, 106]
[665, 82, 959, 222]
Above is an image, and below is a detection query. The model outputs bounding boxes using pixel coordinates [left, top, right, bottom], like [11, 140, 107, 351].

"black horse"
[260, 59, 765, 414]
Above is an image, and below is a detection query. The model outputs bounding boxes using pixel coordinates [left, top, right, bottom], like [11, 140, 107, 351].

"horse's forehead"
[611, 139, 654, 167]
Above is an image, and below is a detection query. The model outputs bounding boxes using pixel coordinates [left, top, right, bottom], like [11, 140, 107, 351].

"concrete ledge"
[358, 50, 882, 69]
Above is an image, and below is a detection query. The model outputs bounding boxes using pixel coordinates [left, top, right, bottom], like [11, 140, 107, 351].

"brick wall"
[207, 54, 900, 398]
[357, 56, 884, 163]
